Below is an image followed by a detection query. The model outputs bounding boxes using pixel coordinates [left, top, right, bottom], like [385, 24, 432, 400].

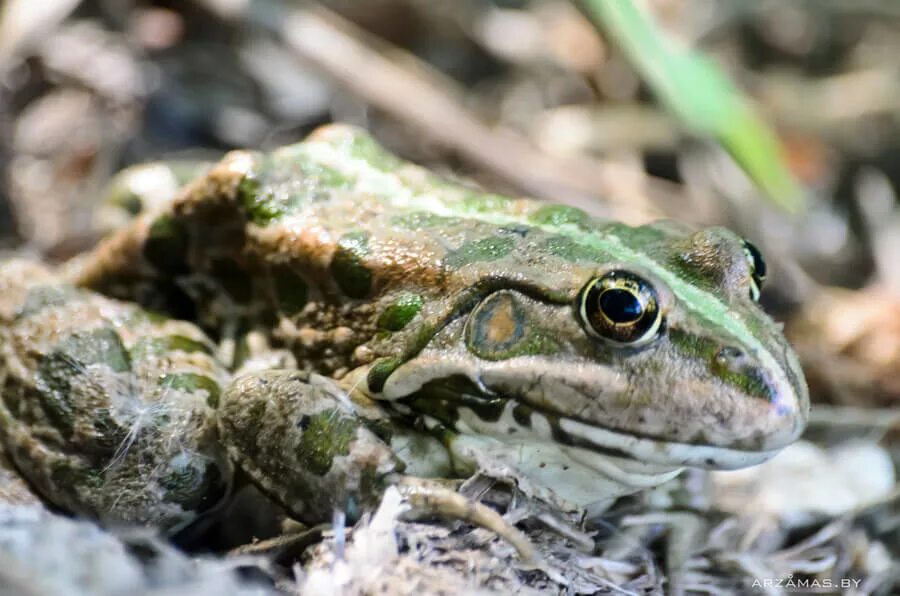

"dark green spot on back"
[330, 232, 372, 299]
[270, 264, 308, 315]
[144, 215, 189, 275]
[239, 148, 352, 226]
[209, 259, 253, 304]
[378, 293, 424, 331]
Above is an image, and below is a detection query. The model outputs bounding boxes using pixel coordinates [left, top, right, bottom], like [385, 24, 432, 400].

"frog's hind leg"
[0, 260, 232, 531]
[217, 369, 539, 563]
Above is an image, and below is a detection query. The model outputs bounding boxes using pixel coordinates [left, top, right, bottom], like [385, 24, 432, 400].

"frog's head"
[373, 222, 808, 471]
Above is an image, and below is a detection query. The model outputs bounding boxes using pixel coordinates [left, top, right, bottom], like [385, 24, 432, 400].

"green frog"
[0, 125, 808, 546]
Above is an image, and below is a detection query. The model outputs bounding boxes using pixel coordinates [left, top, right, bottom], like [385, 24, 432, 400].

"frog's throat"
[448, 432, 685, 510]
[381, 364, 783, 471]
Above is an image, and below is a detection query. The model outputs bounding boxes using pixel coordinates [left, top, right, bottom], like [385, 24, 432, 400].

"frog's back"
[74, 125, 629, 329]
[236, 125, 644, 303]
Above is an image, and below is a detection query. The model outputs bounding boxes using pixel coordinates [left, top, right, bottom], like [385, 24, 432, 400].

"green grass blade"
[576, 0, 805, 213]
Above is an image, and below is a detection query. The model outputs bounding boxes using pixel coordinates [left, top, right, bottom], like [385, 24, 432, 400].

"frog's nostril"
[715, 346, 748, 369]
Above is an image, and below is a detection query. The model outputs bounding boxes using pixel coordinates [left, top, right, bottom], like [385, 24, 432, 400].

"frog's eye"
[578, 271, 662, 346]
[742, 240, 767, 302]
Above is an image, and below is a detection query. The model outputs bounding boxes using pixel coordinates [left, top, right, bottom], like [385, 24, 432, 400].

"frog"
[0, 124, 809, 553]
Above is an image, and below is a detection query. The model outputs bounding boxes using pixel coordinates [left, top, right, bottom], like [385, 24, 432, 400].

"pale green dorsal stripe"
[296, 134, 797, 396]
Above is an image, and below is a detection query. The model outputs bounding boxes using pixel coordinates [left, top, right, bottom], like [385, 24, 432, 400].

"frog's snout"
[709, 339, 809, 453]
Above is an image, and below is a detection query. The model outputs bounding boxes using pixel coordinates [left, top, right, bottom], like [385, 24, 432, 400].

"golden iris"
[579, 270, 662, 346]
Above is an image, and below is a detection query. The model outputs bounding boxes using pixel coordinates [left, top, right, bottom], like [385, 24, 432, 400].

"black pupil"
[599, 289, 642, 323]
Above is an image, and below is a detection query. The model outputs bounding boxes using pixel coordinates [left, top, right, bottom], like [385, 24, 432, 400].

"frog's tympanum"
[0, 125, 808, 539]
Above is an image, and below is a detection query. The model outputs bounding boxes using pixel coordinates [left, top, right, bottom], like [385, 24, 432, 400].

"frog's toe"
[393, 475, 540, 566]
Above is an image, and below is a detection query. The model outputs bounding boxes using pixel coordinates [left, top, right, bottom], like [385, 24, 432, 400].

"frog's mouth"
[384, 372, 784, 471]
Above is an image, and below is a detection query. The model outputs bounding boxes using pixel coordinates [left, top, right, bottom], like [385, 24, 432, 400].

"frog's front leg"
[217, 369, 537, 561]
[217, 369, 402, 524]
[391, 475, 537, 564]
